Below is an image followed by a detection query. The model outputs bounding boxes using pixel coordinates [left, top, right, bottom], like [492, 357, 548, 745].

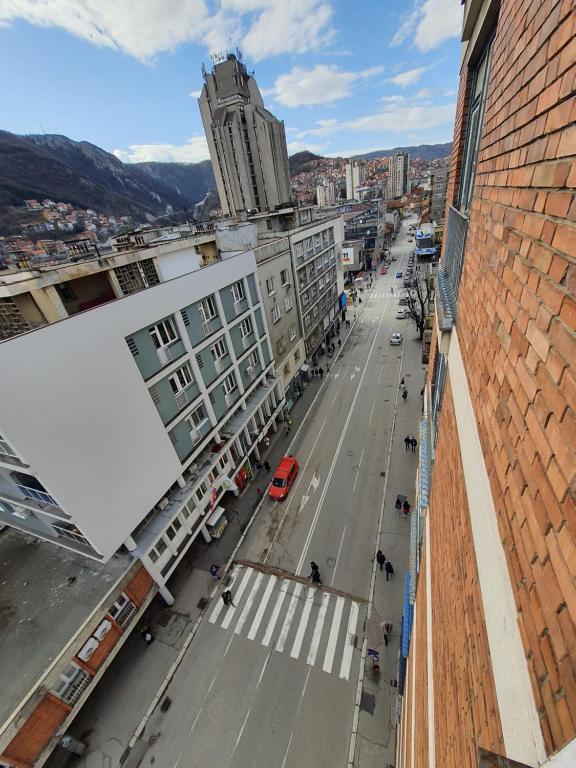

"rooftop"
[0, 529, 130, 726]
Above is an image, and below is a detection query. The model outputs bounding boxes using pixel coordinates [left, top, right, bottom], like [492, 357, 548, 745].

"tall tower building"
[388, 151, 410, 198]
[199, 53, 293, 216]
[345, 160, 366, 201]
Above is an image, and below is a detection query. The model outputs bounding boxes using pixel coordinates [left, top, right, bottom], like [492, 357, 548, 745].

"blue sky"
[0, 0, 463, 163]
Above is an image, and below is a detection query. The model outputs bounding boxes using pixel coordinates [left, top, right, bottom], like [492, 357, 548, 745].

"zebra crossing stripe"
[306, 592, 330, 666]
[323, 596, 345, 673]
[275, 583, 303, 653]
[247, 575, 276, 641]
[234, 571, 263, 635]
[261, 579, 289, 647]
[290, 588, 315, 659]
[221, 568, 253, 630]
[208, 565, 239, 624]
[339, 602, 359, 681]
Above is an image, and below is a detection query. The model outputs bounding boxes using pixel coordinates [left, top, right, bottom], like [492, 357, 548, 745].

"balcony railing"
[17, 484, 58, 507]
[175, 387, 194, 410]
[156, 342, 179, 367]
[242, 334, 253, 350]
[202, 319, 215, 337]
[214, 356, 228, 373]
[437, 205, 469, 326]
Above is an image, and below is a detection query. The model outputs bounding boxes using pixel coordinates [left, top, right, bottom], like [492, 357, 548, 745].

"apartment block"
[388, 152, 410, 198]
[397, 1, 575, 767]
[346, 160, 366, 202]
[429, 165, 449, 222]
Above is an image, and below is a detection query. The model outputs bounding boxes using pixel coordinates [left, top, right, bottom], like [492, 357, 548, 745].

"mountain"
[0, 130, 216, 222]
[351, 143, 452, 162]
[288, 151, 322, 176]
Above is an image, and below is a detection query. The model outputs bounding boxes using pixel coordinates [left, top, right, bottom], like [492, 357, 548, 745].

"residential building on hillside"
[345, 160, 366, 201]
[388, 152, 410, 198]
[199, 53, 292, 217]
[429, 165, 449, 222]
[397, 1, 576, 767]
[316, 179, 336, 207]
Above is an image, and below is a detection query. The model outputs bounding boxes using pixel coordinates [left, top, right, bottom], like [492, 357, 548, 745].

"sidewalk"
[48, 340, 341, 768]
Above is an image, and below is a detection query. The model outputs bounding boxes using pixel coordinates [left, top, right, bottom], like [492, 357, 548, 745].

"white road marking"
[261, 579, 289, 646]
[276, 583, 303, 653]
[280, 732, 294, 768]
[309, 473, 320, 494]
[221, 568, 253, 629]
[175, 750, 183, 768]
[207, 672, 218, 693]
[331, 391, 339, 405]
[299, 667, 312, 705]
[290, 587, 315, 659]
[352, 448, 365, 492]
[247, 575, 276, 640]
[208, 565, 239, 623]
[187, 707, 203, 736]
[234, 571, 263, 635]
[339, 602, 360, 681]
[331, 525, 347, 586]
[350, 365, 361, 381]
[234, 709, 251, 751]
[223, 635, 235, 656]
[378, 366, 384, 384]
[323, 596, 345, 673]
[256, 652, 271, 689]
[369, 399, 376, 425]
[307, 592, 330, 666]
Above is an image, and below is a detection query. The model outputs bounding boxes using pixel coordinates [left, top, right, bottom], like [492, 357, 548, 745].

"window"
[240, 317, 253, 337]
[210, 338, 227, 361]
[294, 349, 301, 363]
[149, 318, 177, 349]
[199, 296, 217, 322]
[266, 277, 276, 295]
[458, 35, 494, 212]
[289, 323, 297, 341]
[156, 538, 167, 555]
[169, 364, 193, 394]
[219, 455, 228, 470]
[231, 281, 245, 302]
[283, 362, 290, 376]
[223, 373, 238, 396]
[247, 350, 259, 370]
[281, 269, 290, 286]
[271, 305, 281, 324]
[56, 283, 76, 302]
[115, 259, 160, 295]
[188, 403, 208, 429]
[195, 481, 207, 502]
[294, 241, 304, 260]
[285, 295, 293, 312]
[305, 237, 313, 252]
[314, 234, 321, 249]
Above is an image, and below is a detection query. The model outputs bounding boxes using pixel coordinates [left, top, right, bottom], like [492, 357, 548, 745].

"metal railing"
[437, 206, 469, 325]
[17, 484, 58, 507]
[156, 343, 179, 367]
[254, 237, 290, 263]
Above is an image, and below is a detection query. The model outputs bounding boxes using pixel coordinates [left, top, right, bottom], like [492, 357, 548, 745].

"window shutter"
[195, 352, 204, 369]
[127, 337, 139, 356]
[149, 386, 160, 405]
[209, 391, 216, 405]
[169, 432, 177, 445]
[181, 309, 190, 327]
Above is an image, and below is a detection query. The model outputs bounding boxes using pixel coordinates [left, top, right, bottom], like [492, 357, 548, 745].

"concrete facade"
[388, 152, 410, 198]
[429, 165, 449, 222]
[345, 160, 366, 201]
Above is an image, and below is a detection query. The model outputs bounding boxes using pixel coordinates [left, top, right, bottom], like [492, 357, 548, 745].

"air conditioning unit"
[158, 497, 169, 510]
[94, 619, 112, 641]
[77, 637, 99, 662]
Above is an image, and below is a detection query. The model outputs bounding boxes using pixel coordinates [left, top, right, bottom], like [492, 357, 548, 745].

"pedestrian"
[309, 561, 322, 584]
[391, 286, 394, 294]
[402, 387, 408, 401]
[384, 561, 395, 581]
[209, 564, 221, 581]
[381, 620, 393, 646]
[399, 377, 405, 388]
[395, 496, 402, 516]
[264, 436, 270, 449]
[256, 460, 263, 472]
[411, 437, 417, 452]
[263, 460, 271, 473]
[403, 499, 411, 517]
[140, 627, 155, 645]
[338, 339, 341, 348]
[285, 424, 291, 437]
[376, 550, 386, 571]
[319, 367, 324, 379]
[256, 487, 263, 501]
[404, 435, 411, 451]
[222, 590, 235, 607]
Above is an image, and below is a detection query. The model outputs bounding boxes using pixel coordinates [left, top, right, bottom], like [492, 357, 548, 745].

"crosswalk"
[208, 565, 362, 681]
[369, 291, 396, 299]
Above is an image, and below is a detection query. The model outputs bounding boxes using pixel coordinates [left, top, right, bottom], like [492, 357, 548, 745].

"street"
[128, 215, 424, 768]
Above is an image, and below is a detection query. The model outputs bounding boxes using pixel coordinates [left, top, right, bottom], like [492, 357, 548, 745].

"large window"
[199, 296, 217, 322]
[458, 35, 494, 212]
[231, 281, 245, 302]
[169, 364, 194, 395]
[271, 305, 281, 324]
[240, 317, 253, 338]
[188, 403, 208, 429]
[223, 373, 238, 396]
[266, 277, 276, 295]
[149, 318, 177, 349]
[210, 338, 228, 361]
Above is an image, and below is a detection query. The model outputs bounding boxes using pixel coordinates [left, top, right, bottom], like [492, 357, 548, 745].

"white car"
[395, 307, 408, 318]
[390, 333, 402, 345]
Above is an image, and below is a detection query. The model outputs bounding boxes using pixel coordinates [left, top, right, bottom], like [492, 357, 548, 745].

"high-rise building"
[345, 160, 366, 201]
[199, 53, 293, 216]
[388, 152, 410, 198]
[316, 179, 336, 207]
[429, 165, 449, 222]
[396, 1, 576, 767]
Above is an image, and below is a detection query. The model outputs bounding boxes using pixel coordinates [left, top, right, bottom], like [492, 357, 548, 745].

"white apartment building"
[345, 160, 366, 202]
[316, 179, 336, 207]
[388, 152, 410, 198]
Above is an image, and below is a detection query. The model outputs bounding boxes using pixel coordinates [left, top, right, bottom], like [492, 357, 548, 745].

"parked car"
[269, 456, 300, 500]
[395, 307, 408, 318]
[399, 296, 410, 305]
[395, 271, 403, 278]
[390, 333, 402, 346]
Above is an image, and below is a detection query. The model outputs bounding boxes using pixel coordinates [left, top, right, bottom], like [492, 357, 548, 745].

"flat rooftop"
[0, 529, 130, 726]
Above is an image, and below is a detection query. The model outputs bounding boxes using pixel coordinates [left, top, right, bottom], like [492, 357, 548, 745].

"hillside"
[0, 131, 216, 223]
[352, 143, 452, 162]
[288, 151, 322, 176]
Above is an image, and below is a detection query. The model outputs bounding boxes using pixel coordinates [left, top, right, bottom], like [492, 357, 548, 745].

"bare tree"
[402, 264, 434, 341]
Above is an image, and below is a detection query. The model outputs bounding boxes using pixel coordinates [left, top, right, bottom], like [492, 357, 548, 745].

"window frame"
[265, 276, 276, 296]
[199, 296, 217, 322]
[231, 281, 245, 303]
[223, 373, 238, 396]
[169, 363, 194, 395]
[210, 337, 228, 361]
[271, 305, 281, 324]
[240, 317, 253, 338]
[149, 318, 177, 350]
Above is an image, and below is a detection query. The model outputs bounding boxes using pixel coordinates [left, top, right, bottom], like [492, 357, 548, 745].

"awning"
[300, 364, 310, 372]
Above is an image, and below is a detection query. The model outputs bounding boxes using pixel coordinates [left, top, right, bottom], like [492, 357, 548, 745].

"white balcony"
[175, 388, 193, 410]
[242, 335, 252, 350]
[224, 391, 236, 407]
[156, 343, 178, 367]
[202, 319, 214, 337]
[214, 356, 227, 373]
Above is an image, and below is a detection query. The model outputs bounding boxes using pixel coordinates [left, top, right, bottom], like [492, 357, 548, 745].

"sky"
[0, 0, 463, 163]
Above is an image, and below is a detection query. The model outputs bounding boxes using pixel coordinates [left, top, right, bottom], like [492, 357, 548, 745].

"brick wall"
[454, 0, 576, 753]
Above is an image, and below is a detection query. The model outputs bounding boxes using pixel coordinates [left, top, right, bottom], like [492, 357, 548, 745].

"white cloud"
[112, 137, 210, 164]
[0, 0, 335, 61]
[416, 87, 434, 98]
[287, 141, 327, 155]
[270, 64, 384, 108]
[189, 90, 202, 98]
[388, 66, 427, 87]
[391, 0, 462, 52]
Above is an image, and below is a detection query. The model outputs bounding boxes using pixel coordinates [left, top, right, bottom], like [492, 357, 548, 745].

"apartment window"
[289, 323, 297, 341]
[56, 282, 76, 302]
[322, 229, 329, 245]
[188, 403, 208, 429]
[280, 269, 290, 286]
[240, 317, 253, 338]
[199, 296, 217, 322]
[294, 349, 301, 364]
[219, 455, 228, 471]
[458, 35, 494, 212]
[305, 237, 313, 252]
[314, 234, 321, 249]
[266, 277, 276, 295]
[285, 295, 293, 312]
[231, 281, 245, 302]
[283, 362, 290, 377]
[169, 364, 194, 395]
[271, 305, 281, 324]
[247, 350, 259, 370]
[156, 538, 167, 555]
[51, 521, 91, 546]
[115, 259, 160, 295]
[294, 241, 304, 260]
[210, 338, 228, 361]
[195, 481, 208, 502]
[223, 373, 238, 395]
[149, 318, 177, 350]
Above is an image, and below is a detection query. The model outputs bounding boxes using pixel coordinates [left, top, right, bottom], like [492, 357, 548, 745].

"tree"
[403, 264, 434, 341]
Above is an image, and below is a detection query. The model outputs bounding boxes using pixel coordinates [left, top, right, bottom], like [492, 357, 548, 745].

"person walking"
[399, 377, 405, 388]
[338, 339, 341, 348]
[256, 460, 263, 472]
[222, 590, 235, 607]
[403, 499, 411, 517]
[381, 620, 393, 646]
[384, 561, 395, 582]
[376, 550, 386, 571]
[263, 460, 271, 473]
[140, 627, 155, 645]
[285, 424, 290, 437]
[209, 564, 221, 581]
[404, 435, 411, 451]
[402, 387, 408, 401]
[319, 367, 324, 379]
[395, 496, 402, 516]
[411, 437, 418, 452]
[309, 561, 322, 584]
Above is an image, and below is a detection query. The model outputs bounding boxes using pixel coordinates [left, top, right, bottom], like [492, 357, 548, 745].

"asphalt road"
[139, 216, 419, 768]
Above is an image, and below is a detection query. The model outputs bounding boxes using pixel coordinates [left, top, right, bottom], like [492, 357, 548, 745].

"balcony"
[242, 334, 254, 350]
[156, 342, 181, 367]
[436, 206, 469, 327]
[202, 318, 216, 337]
[17, 483, 58, 507]
[214, 356, 229, 374]
[175, 387, 195, 411]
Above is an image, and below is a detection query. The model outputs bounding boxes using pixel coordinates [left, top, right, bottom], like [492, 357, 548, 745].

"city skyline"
[0, 0, 462, 162]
